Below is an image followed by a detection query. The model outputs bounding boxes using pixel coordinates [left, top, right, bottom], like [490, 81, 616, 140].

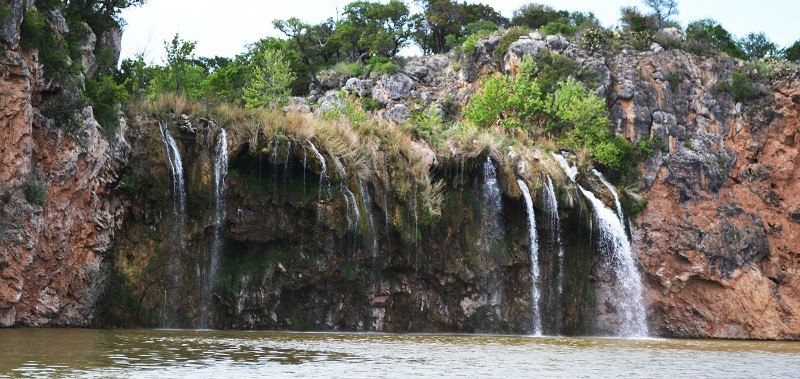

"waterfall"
[543, 175, 564, 307]
[552, 152, 648, 337]
[358, 178, 379, 257]
[593, 169, 624, 222]
[517, 179, 543, 336]
[283, 141, 292, 194]
[306, 141, 328, 194]
[157, 121, 186, 327]
[158, 121, 187, 241]
[480, 157, 506, 252]
[333, 157, 361, 229]
[578, 187, 648, 337]
[199, 128, 228, 328]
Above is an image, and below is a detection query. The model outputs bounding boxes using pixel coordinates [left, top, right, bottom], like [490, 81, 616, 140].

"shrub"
[714, 71, 755, 102]
[367, 56, 401, 76]
[20, 8, 71, 80]
[86, 72, 128, 134]
[22, 179, 48, 206]
[580, 28, 611, 52]
[684, 19, 746, 59]
[493, 27, 530, 63]
[360, 97, 381, 111]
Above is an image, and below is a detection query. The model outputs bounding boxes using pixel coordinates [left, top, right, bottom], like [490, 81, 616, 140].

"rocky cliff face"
[3, 9, 800, 339]
[0, 1, 128, 326]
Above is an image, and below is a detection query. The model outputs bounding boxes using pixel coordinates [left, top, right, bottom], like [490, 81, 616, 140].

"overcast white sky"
[120, 0, 800, 63]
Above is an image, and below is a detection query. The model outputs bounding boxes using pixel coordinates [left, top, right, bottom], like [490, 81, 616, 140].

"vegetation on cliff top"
[18, 0, 800, 193]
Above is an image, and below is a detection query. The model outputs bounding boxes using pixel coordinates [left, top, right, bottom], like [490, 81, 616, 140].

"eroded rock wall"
[0, 1, 128, 326]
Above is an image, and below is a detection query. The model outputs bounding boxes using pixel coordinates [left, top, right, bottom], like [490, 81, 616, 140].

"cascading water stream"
[593, 169, 624, 223]
[480, 157, 506, 250]
[306, 141, 328, 197]
[157, 121, 187, 327]
[517, 179, 542, 336]
[543, 175, 564, 305]
[333, 157, 361, 229]
[158, 121, 187, 242]
[199, 128, 228, 328]
[552, 152, 648, 337]
[358, 178, 378, 258]
[578, 187, 648, 337]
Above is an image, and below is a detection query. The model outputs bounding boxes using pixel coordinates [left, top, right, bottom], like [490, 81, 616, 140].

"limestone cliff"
[0, 1, 128, 326]
[2, 7, 800, 339]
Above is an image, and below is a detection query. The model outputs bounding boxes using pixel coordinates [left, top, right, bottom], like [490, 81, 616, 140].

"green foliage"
[22, 179, 48, 206]
[580, 28, 611, 52]
[117, 54, 155, 99]
[0, 4, 12, 24]
[464, 56, 547, 129]
[551, 78, 628, 169]
[493, 27, 530, 63]
[342, 262, 358, 281]
[331, 61, 366, 78]
[511, 3, 567, 30]
[338, 0, 413, 59]
[412, 0, 507, 55]
[462, 28, 495, 56]
[367, 56, 401, 76]
[715, 70, 755, 102]
[86, 72, 128, 133]
[360, 97, 382, 111]
[739, 32, 778, 60]
[684, 19, 746, 59]
[620, 6, 656, 33]
[20, 8, 71, 80]
[242, 48, 295, 108]
[783, 40, 800, 62]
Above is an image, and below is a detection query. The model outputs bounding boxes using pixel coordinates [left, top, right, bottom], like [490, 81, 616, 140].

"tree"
[511, 3, 568, 29]
[619, 6, 656, 33]
[412, 0, 504, 54]
[337, 0, 413, 60]
[642, 0, 678, 29]
[273, 17, 325, 90]
[242, 48, 295, 108]
[783, 39, 800, 62]
[740, 32, 778, 59]
[685, 19, 746, 59]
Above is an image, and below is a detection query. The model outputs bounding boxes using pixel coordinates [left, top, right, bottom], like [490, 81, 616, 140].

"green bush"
[22, 179, 48, 206]
[462, 29, 494, 56]
[20, 8, 71, 80]
[684, 19, 746, 59]
[493, 27, 530, 63]
[360, 97, 381, 111]
[85, 72, 128, 134]
[715, 71, 755, 102]
[368, 56, 401, 76]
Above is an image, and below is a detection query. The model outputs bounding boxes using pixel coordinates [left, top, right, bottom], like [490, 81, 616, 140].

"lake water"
[1, 329, 798, 378]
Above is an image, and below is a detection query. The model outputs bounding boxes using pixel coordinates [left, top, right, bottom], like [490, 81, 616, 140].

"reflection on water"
[2, 329, 799, 378]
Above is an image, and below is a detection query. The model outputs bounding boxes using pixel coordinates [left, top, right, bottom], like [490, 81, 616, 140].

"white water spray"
[517, 179, 542, 336]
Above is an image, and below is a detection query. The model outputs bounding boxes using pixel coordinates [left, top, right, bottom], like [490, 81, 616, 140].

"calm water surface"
[1, 329, 798, 378]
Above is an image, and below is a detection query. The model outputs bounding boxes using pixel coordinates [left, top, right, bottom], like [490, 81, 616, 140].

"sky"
[119, 0, 800, 64]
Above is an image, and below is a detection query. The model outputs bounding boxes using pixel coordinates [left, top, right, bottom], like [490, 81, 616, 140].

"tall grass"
[133, 92, 576, 219]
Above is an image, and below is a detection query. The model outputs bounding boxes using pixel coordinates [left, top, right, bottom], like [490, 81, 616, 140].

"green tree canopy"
[739, 32, 778, 59]
[685, 18, 746, 59]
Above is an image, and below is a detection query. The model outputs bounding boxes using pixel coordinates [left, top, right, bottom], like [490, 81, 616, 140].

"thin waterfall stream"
[157, 121, 187, 327]
[199, 128, 227, 328]
[517, 179, 542, 336]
